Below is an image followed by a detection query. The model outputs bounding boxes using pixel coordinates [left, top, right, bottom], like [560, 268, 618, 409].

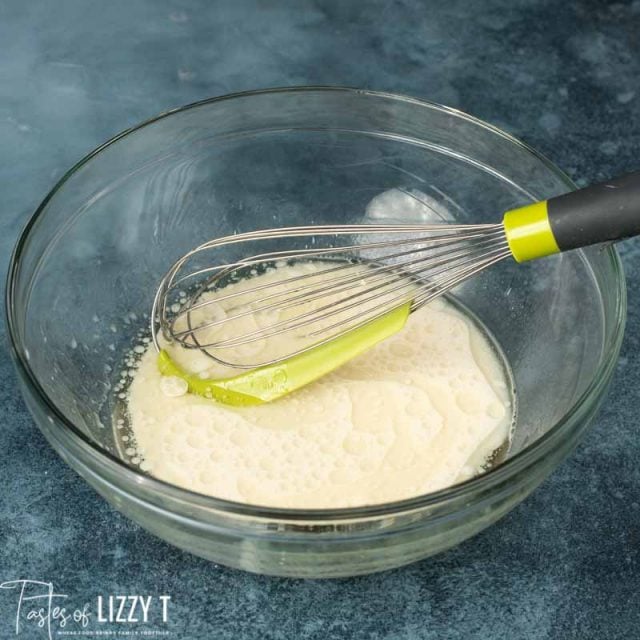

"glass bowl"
[6, 87, 626, 577]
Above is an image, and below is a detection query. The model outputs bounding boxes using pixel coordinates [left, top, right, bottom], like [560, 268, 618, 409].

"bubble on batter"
[487, 401, 506, 419]
[160, 375, 188, 398]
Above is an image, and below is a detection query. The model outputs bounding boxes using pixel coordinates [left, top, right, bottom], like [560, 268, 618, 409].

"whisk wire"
[152, 223, 510, 368]
[169, 230, 506, 343]
[198, 241, 510, 350]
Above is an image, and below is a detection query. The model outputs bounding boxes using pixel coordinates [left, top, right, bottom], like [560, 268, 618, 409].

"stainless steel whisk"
[152, 170, 640, 374]
[152, 222, 510, 369]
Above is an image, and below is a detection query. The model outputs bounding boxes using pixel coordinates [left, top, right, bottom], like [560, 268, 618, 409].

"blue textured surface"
[1, 1, 640, 638]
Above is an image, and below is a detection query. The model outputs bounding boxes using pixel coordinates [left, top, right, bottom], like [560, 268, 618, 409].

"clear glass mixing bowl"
[6, 87, 626, 577]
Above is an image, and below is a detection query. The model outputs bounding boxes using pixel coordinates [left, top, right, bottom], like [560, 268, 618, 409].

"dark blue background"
[1, 1, 639, 638]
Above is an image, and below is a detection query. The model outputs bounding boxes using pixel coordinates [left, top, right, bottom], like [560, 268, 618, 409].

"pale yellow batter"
[124, 264, 513, 508]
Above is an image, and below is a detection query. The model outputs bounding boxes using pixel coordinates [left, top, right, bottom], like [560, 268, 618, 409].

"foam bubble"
[160, 376, 188, 398]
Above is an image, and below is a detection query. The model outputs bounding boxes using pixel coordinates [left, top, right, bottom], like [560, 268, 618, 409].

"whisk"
[152, 170, 640, 405]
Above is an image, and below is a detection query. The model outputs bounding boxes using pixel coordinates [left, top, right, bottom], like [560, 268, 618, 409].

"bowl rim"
[5, 85, 627, 521]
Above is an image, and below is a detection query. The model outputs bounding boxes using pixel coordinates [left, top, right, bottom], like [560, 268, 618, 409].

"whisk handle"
[504, 170, 640, 262]
[548, 170, 640, 249]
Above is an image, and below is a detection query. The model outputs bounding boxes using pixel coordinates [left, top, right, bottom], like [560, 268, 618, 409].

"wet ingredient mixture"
[123, 263, 514, 508]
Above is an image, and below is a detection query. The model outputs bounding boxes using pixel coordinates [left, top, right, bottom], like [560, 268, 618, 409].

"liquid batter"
[124, 264, 514, 508]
